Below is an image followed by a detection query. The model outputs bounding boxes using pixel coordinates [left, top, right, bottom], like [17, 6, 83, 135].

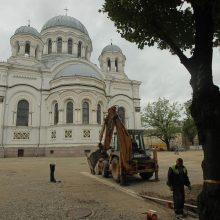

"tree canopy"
[100, 1, 220, 55]
[141, 98, 182, 150]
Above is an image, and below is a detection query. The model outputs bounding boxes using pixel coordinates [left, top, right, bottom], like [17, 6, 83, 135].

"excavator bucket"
[84, 148, 102, 174]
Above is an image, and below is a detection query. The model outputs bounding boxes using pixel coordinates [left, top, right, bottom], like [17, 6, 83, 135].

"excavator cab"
[112, 129, 151, 159]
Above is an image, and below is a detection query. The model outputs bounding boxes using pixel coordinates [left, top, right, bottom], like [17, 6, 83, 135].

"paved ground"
[0, 150, 203, 220]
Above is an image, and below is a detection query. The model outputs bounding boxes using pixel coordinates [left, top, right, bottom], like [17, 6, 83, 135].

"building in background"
[0, 15, 142, 157]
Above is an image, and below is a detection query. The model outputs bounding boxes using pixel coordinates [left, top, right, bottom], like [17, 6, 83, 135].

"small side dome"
[14, 26, 41, 39]
[102, 44, 122, 54]
[41, 15, 89, 36]
[54, 63, 103, 80]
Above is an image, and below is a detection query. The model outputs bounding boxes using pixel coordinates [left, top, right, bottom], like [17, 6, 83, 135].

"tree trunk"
[181, 2, 220, 218]
[191, 85, 220, 220]
[164, 139, 170, 151]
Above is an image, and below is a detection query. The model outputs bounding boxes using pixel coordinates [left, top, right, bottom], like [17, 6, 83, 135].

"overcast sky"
[0, 0, 220, 107]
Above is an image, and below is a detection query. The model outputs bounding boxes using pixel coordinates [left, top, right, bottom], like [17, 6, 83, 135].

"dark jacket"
[167, 164, 190, 188]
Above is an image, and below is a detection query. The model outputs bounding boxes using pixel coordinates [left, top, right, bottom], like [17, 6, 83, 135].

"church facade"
[0, 15, 142, 157]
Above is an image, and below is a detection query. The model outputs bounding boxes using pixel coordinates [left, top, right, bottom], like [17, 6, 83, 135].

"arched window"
[82, 101, 89, 124]
[97, 104, 101, 124]
[78, 41, 82, 58]
[118, 106, 125, 125]
[107, 58, 111, 72]
[16, 100, 29, 126]
[54, 103, 59, 125]
[57, 37, 62, 53]
[68, 38, 73, 54]
[48, 39, 52, 54]
[25, 42, 30, 55]
[66, 101, 73, 123]
[115, 58, 118, 72]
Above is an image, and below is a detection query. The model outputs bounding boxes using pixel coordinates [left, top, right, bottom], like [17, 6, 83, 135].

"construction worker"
[167, 158, 191, 218]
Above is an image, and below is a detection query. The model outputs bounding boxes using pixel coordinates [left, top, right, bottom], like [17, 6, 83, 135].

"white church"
[0, 15, 142, 157]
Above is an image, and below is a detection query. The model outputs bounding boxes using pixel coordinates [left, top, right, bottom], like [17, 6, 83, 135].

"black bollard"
[50, 163, 56, 182]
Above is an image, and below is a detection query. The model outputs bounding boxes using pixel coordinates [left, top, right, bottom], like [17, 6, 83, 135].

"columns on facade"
[133, 103, 141, 129]
[19, 42, 25, 55]
[75, 108, 81, 123]
[92, 109, 96, 124]
[73, 43, 78, 57]
[12, 44, 17, 57]
[86, 51, 91, 60]
[30, 45, 36, 57]
[43, 43, 47, 54]
[118, 61, 123, 72]
[37, 49, 42, 60]
[52, 41, 56, 53]
[82, 47, 86, 58]
[63, 41, 68, 53]
[28, 112, 33, 126]
[58, 109, 64, 124]
[0, 96, 4, 147]
[111, 59, 115, 72]
[12, 111, 16, 125]
[49, 111, 53, 125]
[104, 61, 108, 72]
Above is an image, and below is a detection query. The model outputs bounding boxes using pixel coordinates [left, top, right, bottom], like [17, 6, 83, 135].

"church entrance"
[17, 149, 24, 157]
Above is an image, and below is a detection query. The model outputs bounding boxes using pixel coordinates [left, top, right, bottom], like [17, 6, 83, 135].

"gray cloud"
[0, 0, 219, 107]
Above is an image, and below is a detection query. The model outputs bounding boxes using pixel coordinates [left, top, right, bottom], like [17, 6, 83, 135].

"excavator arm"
[86, 106, 132, 173]
[100, 106, 132, 169]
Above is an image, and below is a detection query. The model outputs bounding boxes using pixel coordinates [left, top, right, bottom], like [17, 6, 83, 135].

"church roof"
[102, 44, 122, 54]
[14, 26, 41, 39]
[41, 15, 89, 36]
[54, 63, 103, 80]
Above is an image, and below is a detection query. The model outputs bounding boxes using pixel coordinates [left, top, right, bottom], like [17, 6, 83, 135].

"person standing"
[167, 158, 191, 218]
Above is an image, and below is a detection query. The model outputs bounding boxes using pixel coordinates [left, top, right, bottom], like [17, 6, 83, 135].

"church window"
[97, 104, 101, 124]
[25, 42, 30, 55]
[78, 41, 82, 58]
[57, 37, 62, 53]
[48, 39, 52, 54]
[16, 100, 29, 126]
[118, 106, 125, 125]
[68, 38, 73, 54]
[115, 58, 118, 72]
[66, 101, 73, 123]
[82, 101, 89, 124]
[107, 58, 111, 72]
[54, 103, 59, 125]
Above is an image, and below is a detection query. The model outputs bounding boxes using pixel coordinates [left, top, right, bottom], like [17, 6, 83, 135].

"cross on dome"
[64, 7, 69, 16]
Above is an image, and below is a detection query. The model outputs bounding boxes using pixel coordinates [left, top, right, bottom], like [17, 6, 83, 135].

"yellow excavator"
[85, 106, 158, 185]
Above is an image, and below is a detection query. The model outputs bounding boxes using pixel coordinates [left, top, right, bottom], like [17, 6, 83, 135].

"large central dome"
[41, 15, 89, 35]
[54, 63, 103, 80]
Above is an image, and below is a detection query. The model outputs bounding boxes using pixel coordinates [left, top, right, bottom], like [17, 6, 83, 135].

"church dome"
[54, 63, 103, 80]
[14, 26, 41, 39]
[102, 44, 122, 54]
[41, 15, 89, 35]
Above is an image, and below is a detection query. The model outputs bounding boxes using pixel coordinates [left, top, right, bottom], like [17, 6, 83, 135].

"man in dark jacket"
[167, 158, 191, 218]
